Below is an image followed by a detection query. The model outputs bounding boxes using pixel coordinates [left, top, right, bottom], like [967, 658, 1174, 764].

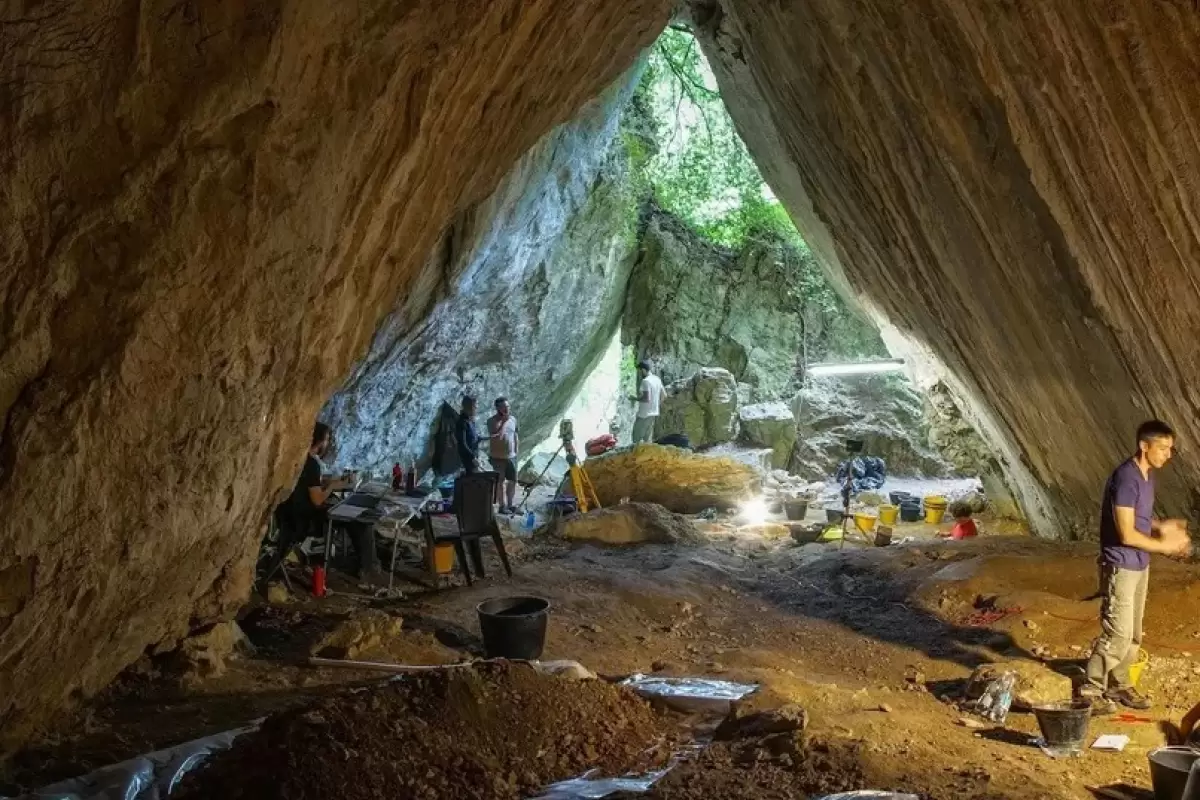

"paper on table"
[1092, 734, 1130, 752]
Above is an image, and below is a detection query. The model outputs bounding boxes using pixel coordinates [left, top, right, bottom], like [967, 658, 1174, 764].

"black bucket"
[477, 596, 550, 660]
[899, 502, 922, 523]
[1033, 700, 1090, 754]
[1149, 747, 1200, 800]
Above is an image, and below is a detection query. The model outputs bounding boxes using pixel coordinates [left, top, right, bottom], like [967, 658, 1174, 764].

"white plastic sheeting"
[5, 726, 254, 800]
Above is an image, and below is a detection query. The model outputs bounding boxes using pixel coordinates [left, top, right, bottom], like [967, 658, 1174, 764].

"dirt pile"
[174, 662, 670, 800]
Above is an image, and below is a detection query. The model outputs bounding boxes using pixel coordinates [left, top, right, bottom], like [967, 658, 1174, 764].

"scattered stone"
[267, 583, 290, 605]
[878, 703, 893, 713]
[714, 704, 809, 741]
[965, 661, 1074, 710]
[173, 620, 256, 683]
[311, 609, 404, 660]
[958, 717, 988, 730]
[1023, 619, 1039, 632]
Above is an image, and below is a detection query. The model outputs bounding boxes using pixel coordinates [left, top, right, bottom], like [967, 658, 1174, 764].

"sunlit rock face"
[323, 70, 644, 473]
[0, 0, 670, 748]
[695, 0, 1200, 538]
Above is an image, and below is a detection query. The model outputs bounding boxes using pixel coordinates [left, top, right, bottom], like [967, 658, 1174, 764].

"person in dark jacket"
[456, 395, 481, 474]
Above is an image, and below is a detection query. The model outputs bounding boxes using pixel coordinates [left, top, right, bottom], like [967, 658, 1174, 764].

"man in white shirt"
[631, 360, 664, 444]
[487, 397, 520, 514]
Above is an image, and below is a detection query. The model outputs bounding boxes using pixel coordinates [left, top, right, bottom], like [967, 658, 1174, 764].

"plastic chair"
[451, 472, 513, 584]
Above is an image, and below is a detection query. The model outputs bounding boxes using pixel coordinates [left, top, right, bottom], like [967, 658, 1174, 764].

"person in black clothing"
[265, 422, 379, 584]
[456, 395, 482, 474]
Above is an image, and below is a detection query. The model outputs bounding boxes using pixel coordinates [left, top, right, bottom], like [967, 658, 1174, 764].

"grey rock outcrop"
[789, 375, 950, 479]
[738, 402, 797, 470]
[657, 368, 740, 447]
[623, 211, 883, 398]
[323, 72, 647, 472]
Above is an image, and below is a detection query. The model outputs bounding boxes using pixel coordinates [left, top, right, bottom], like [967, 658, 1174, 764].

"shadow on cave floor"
[7, 531, 1198, 797]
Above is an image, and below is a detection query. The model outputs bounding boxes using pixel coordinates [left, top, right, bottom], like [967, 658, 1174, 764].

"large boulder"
[738, 402, 797, 470]
[584, 445, 760, 513]
[556, 502, 701, 546]
[789, 374, 950, 479]
[657, 368, 740, 447]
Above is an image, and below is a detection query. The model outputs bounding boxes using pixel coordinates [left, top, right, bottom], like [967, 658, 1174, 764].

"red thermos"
[392, 462, 403, 491]
[312, 565, 327, 598]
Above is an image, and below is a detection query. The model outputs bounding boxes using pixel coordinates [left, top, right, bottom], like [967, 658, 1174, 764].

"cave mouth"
[315, 24, 1018, 529]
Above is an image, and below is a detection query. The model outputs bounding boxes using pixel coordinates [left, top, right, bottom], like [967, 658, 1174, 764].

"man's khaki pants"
[631, 415, 656, 444]
[1085, 563, 1149, 692]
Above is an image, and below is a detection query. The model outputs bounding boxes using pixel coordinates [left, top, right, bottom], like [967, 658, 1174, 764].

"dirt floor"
[4, 510, 1199, 799]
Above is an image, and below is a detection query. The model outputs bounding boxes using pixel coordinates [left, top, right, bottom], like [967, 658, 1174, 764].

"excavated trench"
[4, 0, 1200, 784]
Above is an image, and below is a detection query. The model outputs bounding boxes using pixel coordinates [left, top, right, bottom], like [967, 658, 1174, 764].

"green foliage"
[628, 26, 888, 363]
[634, 28, 795, 248]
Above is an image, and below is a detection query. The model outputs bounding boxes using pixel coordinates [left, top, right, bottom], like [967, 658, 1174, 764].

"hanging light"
[807, 358, 906, 377]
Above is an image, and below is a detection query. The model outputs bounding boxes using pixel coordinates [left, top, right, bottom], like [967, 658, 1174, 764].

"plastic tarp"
[620, 674, 758, 715]
[5, 726, 255, 800]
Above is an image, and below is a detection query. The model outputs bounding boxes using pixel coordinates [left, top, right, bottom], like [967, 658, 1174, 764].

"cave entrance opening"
[535, 24, 1022, 529]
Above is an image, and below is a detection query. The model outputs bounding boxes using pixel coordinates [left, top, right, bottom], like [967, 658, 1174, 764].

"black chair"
[423, 472, 513, 586]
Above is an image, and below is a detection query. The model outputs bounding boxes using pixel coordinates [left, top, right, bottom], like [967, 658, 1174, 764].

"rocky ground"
[4, 515, 1198, 799]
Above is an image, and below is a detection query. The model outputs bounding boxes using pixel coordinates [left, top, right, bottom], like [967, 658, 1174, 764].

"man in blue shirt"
[1081, 420, 1191, 714]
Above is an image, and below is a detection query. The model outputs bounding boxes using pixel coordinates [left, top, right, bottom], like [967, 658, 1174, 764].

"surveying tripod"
[516, 419, 601, 513]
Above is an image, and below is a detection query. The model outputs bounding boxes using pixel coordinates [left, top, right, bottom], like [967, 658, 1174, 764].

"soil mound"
[174, 661, 669, 800]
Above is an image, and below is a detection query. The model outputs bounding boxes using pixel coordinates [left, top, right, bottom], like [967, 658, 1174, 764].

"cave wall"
[323, 70, 644, 472]
[694, 0, 1200, 538]
[0, 0, 670, 746]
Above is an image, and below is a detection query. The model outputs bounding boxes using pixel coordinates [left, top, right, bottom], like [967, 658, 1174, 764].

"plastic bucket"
[854, 513, 877, 533]
[1149, 746, 1200, 800]
[477, 596, 550, 660]
[888, 491, 912, 505]
[432, 543, 455, 574]
[924, 506, 945, 524]
[924, 495, 948, 508]
[899, 502, 922, 523]
[826, 508, 844, 524]
[784, 499, 809, 521]
[1131, 648, 1150, 687]
[1033, 700, 1090, 755]
[879, 504, 899, 525]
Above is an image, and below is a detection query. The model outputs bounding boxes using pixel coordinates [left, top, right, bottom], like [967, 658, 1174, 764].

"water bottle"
[975, 671, 1016, 723]
[524, 511, 536, 532]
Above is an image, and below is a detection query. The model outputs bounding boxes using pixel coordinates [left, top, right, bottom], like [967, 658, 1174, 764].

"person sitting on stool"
[266, 422, 381, 585]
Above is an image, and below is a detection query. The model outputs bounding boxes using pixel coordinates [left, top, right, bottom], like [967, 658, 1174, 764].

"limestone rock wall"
[623, 211, 884, 399]
[694, 0, 1200, 538]
[322, 71, 644, 472]
[0, 0, 670, 747]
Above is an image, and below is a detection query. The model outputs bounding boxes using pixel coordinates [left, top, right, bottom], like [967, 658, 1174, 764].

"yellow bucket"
[924, 506, 945, 524]
[854, 513, 877, 533]
[432, 543, 456, 574]
[879, 504, 899, 526]
[1129, 648, 1150, 687]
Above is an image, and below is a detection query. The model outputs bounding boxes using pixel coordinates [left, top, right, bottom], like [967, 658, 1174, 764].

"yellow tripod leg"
[570, 465, 590, 513]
